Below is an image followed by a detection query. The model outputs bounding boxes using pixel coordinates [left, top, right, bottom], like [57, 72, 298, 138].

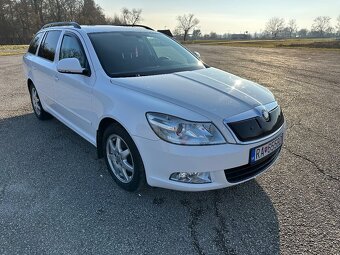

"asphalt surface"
[0, 47, 339, 255]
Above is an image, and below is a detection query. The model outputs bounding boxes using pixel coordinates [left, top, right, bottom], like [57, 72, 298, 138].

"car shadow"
[0, 113, 280, 255]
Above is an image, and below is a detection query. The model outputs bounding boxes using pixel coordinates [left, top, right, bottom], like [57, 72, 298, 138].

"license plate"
[250, 134, 283, 163]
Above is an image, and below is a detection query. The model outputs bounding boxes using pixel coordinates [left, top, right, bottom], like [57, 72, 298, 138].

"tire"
[103, 124, 145, 191]
[29, 84, 52, 120]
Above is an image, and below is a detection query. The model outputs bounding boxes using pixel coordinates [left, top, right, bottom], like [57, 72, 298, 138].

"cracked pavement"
[0, 47, 339, 255]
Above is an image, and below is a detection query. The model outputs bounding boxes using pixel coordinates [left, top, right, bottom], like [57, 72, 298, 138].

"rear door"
[34, 30, 62, 109]
[54, 31, 96, 140]
[23, 31, 45, 82]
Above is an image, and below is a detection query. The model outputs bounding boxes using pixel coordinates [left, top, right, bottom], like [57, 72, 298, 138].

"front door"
[54, 32, 96, 141]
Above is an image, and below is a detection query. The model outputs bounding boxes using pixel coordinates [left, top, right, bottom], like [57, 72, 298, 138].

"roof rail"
[157, 29, 173, 37]
[42, 22, 81, 30]
[118, 24, 154, 31]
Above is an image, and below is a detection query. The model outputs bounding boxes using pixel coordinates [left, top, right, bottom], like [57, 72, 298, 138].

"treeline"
[1, 0, 339, 44]
[182, 15, 340, 41]
[0, 0, 142, 44]
[262, 16, 340, 39]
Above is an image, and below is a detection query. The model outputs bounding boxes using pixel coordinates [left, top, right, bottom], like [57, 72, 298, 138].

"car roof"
[80, 25, 153, 33]
[40, 25, 155, 34]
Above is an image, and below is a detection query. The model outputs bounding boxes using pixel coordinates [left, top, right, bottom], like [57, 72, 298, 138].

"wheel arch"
[27, 78, 34, 91]
[96, 116, 136, 159]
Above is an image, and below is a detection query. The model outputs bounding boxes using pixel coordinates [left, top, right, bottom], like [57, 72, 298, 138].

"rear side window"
[28, 32, 43, 54]
[38, 31, 61, 61]
[59, 34, 88, 69]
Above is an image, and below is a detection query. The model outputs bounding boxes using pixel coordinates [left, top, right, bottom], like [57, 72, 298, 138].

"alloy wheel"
[31, 87, 41, 116]
[106, 134, 135, 183]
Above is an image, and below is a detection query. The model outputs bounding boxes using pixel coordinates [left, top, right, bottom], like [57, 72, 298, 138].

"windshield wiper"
[110, 66, 206, 78]
[110, 72, 146, 78]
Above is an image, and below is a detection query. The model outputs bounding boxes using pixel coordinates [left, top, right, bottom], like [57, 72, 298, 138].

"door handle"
[54, 75, 59, 82]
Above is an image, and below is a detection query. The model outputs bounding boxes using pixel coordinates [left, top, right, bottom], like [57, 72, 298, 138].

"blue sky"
[96, 0, 340, 34]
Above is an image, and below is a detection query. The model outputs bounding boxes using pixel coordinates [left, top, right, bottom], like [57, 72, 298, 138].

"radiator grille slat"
[228, 107, 284, 142]
[224, 148, 281, 183]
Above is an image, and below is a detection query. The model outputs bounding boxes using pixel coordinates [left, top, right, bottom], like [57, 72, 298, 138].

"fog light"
[170, 172, 211, 184]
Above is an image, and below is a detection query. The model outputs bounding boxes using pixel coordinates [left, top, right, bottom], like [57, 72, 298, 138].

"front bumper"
[133, 123, 286, 191]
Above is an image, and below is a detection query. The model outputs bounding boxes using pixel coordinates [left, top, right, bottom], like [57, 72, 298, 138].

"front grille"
[224, 148, 281, 183]
[228, 107, 284, 142]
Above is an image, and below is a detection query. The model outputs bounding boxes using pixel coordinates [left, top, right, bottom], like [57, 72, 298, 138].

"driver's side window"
[59, 34, 88, 69]
[147, 36, 187, 64]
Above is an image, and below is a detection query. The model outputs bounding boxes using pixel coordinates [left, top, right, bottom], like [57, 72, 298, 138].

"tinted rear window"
[28, 32, 44, 54]
[38, 31, 61, 61]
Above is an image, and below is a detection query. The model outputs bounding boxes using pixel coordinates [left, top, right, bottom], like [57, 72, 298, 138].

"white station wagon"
[23, 22, 286, 191]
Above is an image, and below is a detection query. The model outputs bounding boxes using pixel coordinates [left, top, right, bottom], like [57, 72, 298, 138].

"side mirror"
[194, 51, 201, 59]
[57, 58, 85, 74]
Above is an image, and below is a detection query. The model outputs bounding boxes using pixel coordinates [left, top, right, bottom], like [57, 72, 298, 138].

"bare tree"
[209, 32, 217, 39]
[173, 27, 182, 39]
[287, 19, 298, 38]
[106, 14, 123, 25]
[337, 15, 340, 35]
[311, 16, 332, 37]
[121, 7, 142, 25]
[176, 13, 199, 41]
[29, 0, 45, 27]
[78, 0, 106, 25]
[298, 28, 308, 38]
[265, 17, 285, 39]
[192, 29, 202, 40]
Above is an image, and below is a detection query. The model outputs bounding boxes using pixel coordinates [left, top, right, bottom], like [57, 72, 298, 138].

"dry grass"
[183, 38, 340, 50]
[0, 45, 28, 56]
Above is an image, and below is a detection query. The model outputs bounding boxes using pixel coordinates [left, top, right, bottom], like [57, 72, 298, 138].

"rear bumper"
[133, 123, 286, 191]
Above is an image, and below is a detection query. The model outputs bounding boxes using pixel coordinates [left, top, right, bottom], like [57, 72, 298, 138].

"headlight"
[146, 113, 226, 145]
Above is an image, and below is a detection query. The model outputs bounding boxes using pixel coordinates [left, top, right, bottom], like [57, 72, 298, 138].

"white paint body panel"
[23, 25, 286, 191]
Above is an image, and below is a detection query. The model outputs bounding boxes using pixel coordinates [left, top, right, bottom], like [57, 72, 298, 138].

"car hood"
[111, 67, 275, 120]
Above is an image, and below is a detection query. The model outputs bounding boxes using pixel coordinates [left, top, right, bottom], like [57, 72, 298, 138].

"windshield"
[88, 31, 205, 78]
